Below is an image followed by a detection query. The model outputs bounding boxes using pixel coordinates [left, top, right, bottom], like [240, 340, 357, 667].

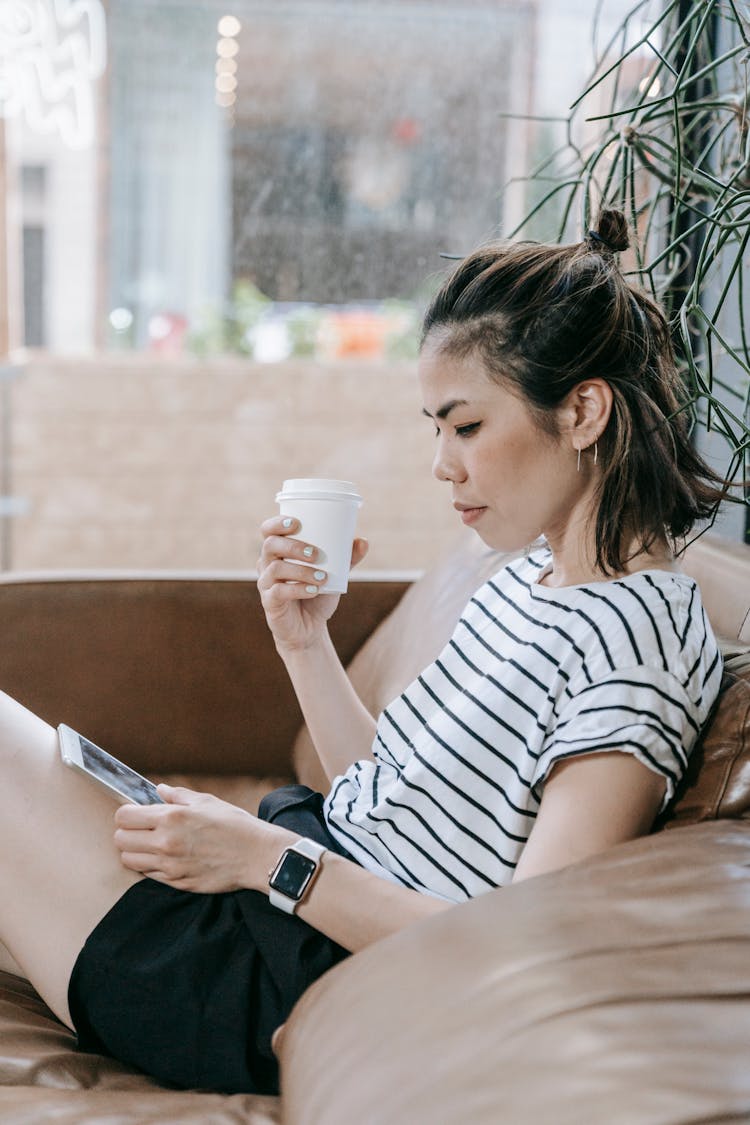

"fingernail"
[303, 546, 314, 558]
[282, 517, 293, 529]
[305, 585, 318, 594]
[313, 570, 326, 581]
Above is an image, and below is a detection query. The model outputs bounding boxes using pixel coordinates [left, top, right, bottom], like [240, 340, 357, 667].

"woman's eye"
[432, 421, 480, 438]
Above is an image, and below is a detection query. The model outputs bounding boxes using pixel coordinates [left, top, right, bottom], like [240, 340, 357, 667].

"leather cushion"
[0, 972, 281, 1122]
[658, 648, 750, 827]
[280, 820, 750, 1125]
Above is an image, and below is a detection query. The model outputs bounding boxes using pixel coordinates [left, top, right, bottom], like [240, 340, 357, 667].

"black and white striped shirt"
[324, 547, 722, 903]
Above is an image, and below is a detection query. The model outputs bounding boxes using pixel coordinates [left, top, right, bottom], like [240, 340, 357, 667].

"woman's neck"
[539, 534, 677, 589]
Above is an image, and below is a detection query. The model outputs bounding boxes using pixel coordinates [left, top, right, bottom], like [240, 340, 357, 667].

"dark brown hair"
[421, 209, 729, 573]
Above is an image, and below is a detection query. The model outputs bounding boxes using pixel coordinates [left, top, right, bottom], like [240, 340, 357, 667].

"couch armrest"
[280, 820, 750, 1125]
[0, 571, 411, 777]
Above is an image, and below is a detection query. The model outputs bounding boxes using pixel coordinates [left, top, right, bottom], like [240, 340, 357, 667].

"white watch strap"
[268, 888, 297, 914]
[293, 838, 326, 863]
[268, 837, 326, 914]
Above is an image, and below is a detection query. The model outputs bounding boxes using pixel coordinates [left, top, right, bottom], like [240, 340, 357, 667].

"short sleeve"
[532, 666, 702, 810]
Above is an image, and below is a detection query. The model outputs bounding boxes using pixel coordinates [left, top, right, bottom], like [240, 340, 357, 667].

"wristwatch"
[268, 837, 326, 914]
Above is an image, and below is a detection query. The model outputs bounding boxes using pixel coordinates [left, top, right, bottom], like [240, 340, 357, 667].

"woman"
[0, 210, 727, 1094]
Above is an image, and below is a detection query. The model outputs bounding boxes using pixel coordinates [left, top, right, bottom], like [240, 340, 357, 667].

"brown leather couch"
[0, 531, 748, 1124]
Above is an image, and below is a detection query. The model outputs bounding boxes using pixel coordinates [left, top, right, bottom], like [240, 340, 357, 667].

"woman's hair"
[421, 208, 729, 573]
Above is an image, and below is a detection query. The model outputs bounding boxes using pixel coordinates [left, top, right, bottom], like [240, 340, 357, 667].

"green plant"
[505, 0, 750, 539]
[285, 306, 323, 358]
[188, 280, 271, 358]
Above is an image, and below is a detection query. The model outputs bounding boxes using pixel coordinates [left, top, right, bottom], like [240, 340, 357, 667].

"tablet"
[58, 724, 164, 805]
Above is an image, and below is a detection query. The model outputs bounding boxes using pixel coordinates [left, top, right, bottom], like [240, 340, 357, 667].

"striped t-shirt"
[324, 546, 722, 903]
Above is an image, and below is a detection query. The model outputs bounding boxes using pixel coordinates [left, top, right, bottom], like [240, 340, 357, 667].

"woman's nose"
[432, 441, 466, 484]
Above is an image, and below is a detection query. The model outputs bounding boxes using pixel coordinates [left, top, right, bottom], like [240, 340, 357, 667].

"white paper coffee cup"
[276, 478, 363, 594]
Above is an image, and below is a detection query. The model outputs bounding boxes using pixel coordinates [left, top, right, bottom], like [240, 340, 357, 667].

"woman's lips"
[455, 505, 487, 525]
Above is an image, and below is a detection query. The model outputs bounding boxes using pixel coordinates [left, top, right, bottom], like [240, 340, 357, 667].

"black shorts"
[67, 785, 352, 1095]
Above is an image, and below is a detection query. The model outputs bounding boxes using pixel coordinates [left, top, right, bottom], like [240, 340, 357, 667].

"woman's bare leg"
[0, 692, 143, 1028]
[0, 939, 24, 977]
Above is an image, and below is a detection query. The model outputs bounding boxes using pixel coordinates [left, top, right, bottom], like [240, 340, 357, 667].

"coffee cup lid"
[277, 478, 362, 503]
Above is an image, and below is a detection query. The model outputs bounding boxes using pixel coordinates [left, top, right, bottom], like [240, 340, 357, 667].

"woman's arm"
[114, 753, 665, 952]
[292, 845, 451, 950]
[512, 750, 666, 883]
[279, 632, 377, 783]
[300, 750, 665, 944]
[114, 786, 451, 953]
[257, 515, 376, 781]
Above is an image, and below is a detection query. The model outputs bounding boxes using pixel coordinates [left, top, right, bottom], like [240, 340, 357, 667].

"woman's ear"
[566, 379, 613, 453]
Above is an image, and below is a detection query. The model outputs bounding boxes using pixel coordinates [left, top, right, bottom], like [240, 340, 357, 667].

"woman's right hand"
[257, 516, 368, 653]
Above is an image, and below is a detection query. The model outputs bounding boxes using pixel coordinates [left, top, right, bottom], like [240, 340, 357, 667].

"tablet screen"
[79, 734, 164, 805]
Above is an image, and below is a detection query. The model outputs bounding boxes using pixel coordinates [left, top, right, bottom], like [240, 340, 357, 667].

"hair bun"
[587, 208, 630, 254]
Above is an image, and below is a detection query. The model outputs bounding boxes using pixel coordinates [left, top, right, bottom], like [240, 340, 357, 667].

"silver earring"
[577, 447, 581, 472]
[594, 440, 598, 466]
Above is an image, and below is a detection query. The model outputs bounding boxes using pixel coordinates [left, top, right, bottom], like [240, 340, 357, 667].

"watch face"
[269, 850, 317, 901]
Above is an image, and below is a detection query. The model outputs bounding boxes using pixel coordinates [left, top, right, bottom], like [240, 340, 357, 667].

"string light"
[218, 15, 241, 37]
[638, 74, 662, 98]
[216, 37, 239, 59]
[215, 15, 240, 112]
[216, 57, 237, 75]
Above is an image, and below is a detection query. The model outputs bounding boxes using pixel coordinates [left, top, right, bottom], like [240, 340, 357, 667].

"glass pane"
[0, 0, 645, 572]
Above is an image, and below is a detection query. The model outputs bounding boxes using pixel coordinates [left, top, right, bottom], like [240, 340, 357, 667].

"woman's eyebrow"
[421, 398, 470, 420]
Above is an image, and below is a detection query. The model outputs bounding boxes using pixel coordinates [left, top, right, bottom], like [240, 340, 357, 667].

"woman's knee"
[0, 940, 25, 978]
[0, 691, 55, 763]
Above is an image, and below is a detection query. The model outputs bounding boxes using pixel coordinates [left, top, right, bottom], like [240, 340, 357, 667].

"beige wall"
[5, 355, 461, 573]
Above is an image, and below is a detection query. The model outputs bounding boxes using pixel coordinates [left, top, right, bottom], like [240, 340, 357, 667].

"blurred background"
[0, 0, 679, 572]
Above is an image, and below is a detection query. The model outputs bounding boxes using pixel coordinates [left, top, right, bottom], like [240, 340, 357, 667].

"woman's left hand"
[113, 784, 290, 894]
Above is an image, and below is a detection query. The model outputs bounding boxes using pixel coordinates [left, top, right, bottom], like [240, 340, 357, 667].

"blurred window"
[0, 0, 643, 573]
[2, 0, 644, 361]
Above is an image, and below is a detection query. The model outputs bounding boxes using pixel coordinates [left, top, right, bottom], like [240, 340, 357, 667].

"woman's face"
[419, 338, 591, 554]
